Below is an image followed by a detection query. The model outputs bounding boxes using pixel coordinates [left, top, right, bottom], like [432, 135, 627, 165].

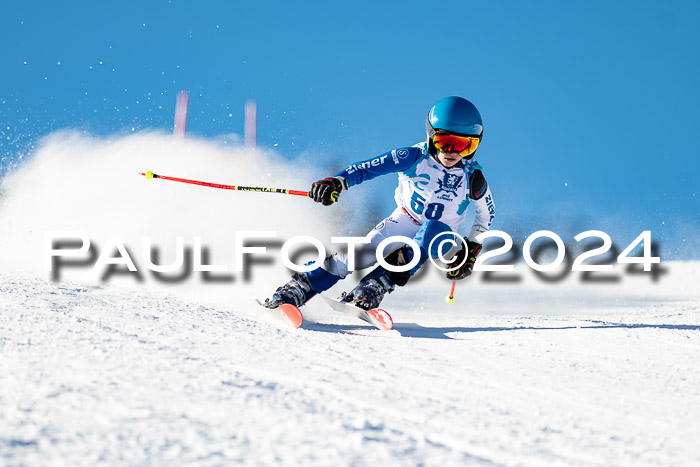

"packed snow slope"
[2, 265, 699, 466]
[1, 133, 699, 465]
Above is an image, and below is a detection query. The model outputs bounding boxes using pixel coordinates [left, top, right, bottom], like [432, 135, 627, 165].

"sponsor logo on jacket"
[485, 195, 495, 225]
[346, 155, 389, 174]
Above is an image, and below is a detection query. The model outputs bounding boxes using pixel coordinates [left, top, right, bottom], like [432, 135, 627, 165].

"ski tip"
[367, 308, 393, 331]
[278, 304, 303, 329]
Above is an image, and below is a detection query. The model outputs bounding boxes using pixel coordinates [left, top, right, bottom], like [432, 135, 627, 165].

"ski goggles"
[432, 132, 480, 157]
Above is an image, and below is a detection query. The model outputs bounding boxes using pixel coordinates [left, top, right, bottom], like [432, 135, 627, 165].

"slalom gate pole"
[140, 170, 309, 197]
[446, 280, 456, 304]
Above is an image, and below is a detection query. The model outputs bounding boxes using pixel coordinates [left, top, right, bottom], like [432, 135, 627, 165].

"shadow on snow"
[304, 320, 700, 340]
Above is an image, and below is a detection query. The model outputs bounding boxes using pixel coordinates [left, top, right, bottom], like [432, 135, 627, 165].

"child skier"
[264, 96, 495, 314]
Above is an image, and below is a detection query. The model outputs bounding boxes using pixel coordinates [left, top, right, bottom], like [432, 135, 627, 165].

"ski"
[255, 300, 303, 329]
[319, 294, 393, 331]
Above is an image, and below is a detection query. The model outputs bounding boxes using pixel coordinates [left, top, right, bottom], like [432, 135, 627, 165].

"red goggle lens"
[433, 133, 480, 157]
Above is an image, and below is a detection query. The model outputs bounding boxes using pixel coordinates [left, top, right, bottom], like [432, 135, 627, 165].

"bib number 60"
[410, 192, 445, 220]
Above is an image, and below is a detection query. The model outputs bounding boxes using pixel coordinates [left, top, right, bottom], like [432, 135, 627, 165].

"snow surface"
[1, 133, 699, 465]
[1, 265, 699, 466]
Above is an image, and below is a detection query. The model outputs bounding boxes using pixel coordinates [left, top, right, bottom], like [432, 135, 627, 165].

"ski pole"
[139, 170, 309, 196]
[445, 280, 456, 304]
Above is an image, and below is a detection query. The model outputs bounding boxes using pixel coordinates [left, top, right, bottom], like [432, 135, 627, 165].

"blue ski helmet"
[426, 96, 483, 159]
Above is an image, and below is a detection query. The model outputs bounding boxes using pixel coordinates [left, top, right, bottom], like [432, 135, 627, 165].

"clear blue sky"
[1, 0, 699, 258]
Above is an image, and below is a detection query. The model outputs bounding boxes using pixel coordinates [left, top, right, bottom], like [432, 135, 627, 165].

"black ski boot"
[265, 273, 317, 309]
[341, 271, 395, 311]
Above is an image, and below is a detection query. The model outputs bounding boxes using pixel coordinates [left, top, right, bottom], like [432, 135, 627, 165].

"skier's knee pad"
[414, 220, 453, 259]
[383, 246, 412, 287]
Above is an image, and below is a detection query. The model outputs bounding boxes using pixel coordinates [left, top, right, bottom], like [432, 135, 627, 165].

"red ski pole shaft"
[140, 170, 309, 196]
[446, 280, 457, 304]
